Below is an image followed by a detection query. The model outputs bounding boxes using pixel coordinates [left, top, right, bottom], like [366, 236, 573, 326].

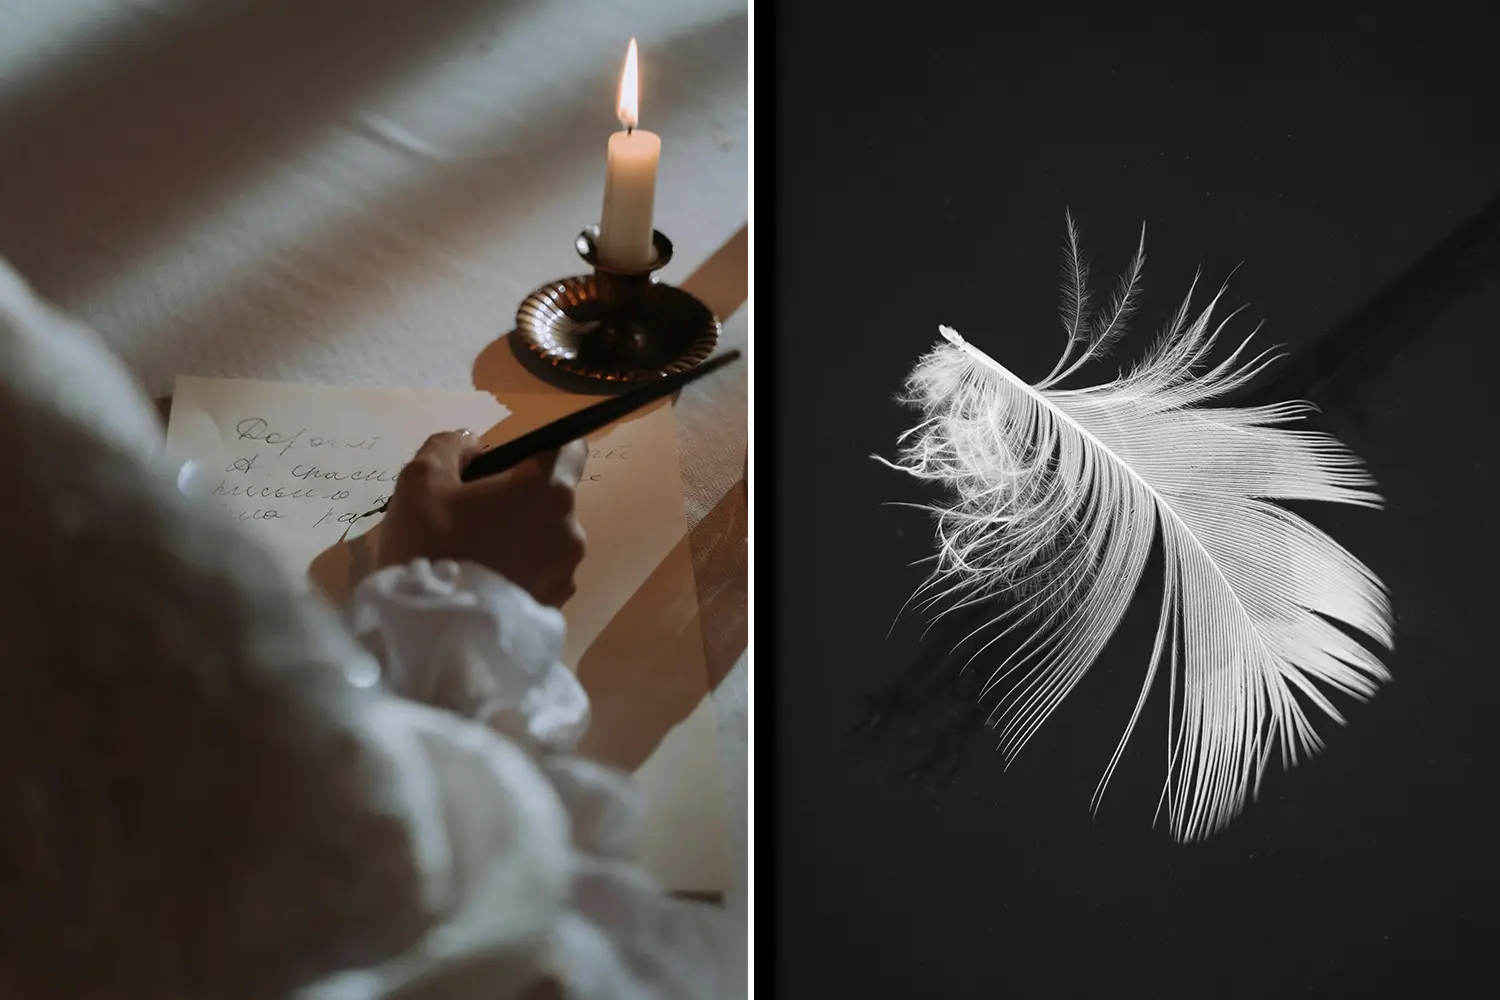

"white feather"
[878, 215, 1394, 841]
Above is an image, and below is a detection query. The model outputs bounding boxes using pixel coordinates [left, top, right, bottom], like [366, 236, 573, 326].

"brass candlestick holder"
[513, 225, 721, 389]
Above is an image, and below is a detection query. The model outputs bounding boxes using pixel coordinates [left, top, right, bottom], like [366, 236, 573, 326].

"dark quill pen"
[340, 350, 742, 535]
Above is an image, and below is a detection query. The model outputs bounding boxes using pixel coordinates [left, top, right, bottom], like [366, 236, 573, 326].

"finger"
[514, 439, 586, 492]
[545, 438, 589, 489]
[405, 429, 483, 486]
[460, 441, 587, 513]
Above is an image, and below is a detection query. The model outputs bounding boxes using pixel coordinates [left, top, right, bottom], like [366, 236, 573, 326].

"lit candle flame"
[617, 38, 639, 131]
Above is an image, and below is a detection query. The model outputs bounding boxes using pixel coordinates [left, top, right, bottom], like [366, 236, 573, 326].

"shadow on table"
[576, 474, 747, 771]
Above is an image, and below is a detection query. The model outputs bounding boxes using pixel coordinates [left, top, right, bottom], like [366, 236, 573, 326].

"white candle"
[597, 38, 661, 272]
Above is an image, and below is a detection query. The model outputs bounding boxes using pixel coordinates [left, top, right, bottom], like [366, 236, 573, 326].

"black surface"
[775, 17, 1500, 998]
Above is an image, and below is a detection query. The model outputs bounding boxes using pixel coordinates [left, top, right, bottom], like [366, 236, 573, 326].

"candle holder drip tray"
[514, 227, 721, 388]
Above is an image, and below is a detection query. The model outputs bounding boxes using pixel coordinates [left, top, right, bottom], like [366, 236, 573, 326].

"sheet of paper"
[164, 377, 731, 893]
[165, 376, 511, 585]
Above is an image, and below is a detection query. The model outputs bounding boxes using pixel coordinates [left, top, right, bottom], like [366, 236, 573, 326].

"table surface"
[0, 0, 749, 932]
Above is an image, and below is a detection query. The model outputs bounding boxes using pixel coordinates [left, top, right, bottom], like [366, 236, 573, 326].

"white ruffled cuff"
[349, 558, 590, 752]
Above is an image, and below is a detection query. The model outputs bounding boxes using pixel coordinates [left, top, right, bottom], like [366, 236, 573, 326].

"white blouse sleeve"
[308, 559, 737, 1000]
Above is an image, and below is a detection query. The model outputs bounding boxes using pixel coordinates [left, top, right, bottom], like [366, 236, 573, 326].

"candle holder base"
[513, 227, 721, 391]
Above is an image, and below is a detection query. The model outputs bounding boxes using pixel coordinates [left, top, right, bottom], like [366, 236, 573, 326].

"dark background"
[774, 15, 1500, 998]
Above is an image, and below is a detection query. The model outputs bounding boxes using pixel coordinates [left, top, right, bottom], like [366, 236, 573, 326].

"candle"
[597, 38, 661, 272]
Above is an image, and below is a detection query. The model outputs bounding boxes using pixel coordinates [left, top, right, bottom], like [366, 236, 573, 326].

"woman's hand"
[377, 430, 588, 607]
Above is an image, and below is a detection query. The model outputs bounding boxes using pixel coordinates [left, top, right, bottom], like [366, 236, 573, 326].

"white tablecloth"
[0, 0, 748, 941]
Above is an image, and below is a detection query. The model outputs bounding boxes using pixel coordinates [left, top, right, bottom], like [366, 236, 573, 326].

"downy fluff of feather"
[879, 213, 1393, 842]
